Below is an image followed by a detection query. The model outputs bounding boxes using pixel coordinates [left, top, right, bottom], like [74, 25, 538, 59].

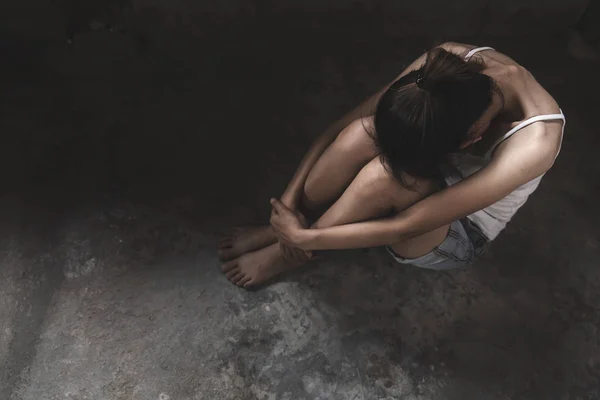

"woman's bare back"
[445, 43, 564, 158]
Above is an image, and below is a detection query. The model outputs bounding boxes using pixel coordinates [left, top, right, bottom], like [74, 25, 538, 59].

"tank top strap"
[485, 110, 566, 158]
[464, 46, 495, 61]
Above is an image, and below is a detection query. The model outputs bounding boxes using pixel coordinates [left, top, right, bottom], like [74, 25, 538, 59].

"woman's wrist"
[296, 228, 318, 250]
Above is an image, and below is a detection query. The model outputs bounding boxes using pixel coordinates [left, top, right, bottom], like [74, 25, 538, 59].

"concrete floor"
[1, 20, 600, 400]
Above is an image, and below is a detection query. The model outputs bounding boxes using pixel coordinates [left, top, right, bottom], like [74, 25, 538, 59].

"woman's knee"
[334, 117, 378, 158]
[302, 118, 378, 208]
[356, 157, 437, 211]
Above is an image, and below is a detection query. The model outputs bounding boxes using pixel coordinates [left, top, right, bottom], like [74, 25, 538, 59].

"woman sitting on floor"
[218, 42, 566, 288]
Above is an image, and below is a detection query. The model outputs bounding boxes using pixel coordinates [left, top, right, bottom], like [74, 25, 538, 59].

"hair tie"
[415, 72, 424, 87]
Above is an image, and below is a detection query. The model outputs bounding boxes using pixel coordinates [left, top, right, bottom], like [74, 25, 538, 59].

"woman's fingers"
[269, 213, 280, 230]
[280, 243, 294, 261]
[282, 244, 301, 262]
[270, 198, 292, 215]
[291, 248, 306, 263]
[269, 198, 281, 214]
[280, 242, 292, 260]
[280, 243, 313, 263]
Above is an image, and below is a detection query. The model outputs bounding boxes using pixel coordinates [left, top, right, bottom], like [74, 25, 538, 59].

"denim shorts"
[386, 219, 489, 270]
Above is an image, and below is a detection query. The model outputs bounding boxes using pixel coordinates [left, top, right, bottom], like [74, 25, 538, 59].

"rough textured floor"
[1, 21, 600, 399]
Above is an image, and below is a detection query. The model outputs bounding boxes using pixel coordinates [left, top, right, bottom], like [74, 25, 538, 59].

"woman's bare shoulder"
[439, 42, 519, 66]
[438, 42, 495, 58]
[437, 42, 474, 54]
[397, 42, 475, 79]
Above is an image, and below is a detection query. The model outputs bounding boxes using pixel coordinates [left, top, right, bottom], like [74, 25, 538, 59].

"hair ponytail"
[373, 47, 496, 189]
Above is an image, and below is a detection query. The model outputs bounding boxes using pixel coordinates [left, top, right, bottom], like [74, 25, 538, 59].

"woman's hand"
[280, 242, 313, 263]
[270, 195, 314, 262]
[270, 198, 312, 249]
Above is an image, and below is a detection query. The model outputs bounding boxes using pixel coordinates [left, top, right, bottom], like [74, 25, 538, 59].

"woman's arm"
[272, 123, 558, 250]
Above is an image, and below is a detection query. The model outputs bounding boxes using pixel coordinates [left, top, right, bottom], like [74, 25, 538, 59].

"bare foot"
[218, 226, 277, 261]
[221, 243, 303, 288]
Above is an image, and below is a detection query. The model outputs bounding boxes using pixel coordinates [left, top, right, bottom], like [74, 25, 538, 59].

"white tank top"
[444, 47, 567, 240]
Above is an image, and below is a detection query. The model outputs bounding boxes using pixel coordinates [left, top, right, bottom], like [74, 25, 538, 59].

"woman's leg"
[222, 157, 450, 287]
[218, 117, 379, 261]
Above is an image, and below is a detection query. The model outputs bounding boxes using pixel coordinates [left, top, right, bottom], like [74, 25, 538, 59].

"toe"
[235, 275, 249, 286]
[232, 272, 247, 285]
[221, 260, 238, 272]
[226, 267, 241, 280]
[230, 272, 244, 284]
[240, 276, 253, 288]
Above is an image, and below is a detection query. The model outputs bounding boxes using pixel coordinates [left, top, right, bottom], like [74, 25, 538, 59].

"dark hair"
[373, 47, 499, 188]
